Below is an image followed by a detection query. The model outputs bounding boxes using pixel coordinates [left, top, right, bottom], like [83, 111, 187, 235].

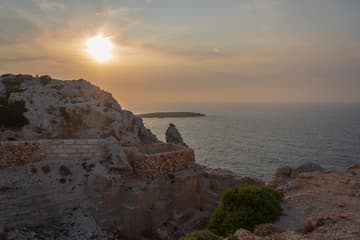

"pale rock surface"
[274, 164, 360, 239]
[0, 74, 157, 146]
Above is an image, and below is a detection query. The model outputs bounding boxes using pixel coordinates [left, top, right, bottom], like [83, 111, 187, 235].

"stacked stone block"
[0, 139, 106, 168]
[124, 143, 196, 178]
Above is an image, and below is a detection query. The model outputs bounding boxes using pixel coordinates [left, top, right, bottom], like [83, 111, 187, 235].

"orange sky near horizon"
[1, 0, 360, 110]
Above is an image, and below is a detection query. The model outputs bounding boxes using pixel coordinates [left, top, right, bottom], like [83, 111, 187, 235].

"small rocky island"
[0, 74, 359, 240]
[138, 112, 205, 118]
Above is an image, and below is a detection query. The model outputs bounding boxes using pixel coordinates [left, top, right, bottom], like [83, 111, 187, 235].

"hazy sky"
[1, 0, 360, 110]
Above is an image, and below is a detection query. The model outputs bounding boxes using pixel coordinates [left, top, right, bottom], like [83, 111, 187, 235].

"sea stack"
[165, 123, 188, 147]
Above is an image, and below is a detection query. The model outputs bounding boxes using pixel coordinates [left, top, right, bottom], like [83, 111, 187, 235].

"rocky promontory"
[1, 74, 359, 240]
[0, 74, 262, 240]
[218, 164, 360, 240]
[0, 74, 157, 145]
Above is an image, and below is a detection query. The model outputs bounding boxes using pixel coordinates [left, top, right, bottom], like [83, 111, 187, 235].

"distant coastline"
[138, 112, 205, 118]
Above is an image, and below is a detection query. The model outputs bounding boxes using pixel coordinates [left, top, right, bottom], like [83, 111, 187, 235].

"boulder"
[292, 163, 324, 177]
[165, 123, 188, 147]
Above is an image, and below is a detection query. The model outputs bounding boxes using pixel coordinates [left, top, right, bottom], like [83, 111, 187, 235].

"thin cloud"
[33, 0, 64, 11]
[0, 56, 52, 63]
[96, 8, 129, 18]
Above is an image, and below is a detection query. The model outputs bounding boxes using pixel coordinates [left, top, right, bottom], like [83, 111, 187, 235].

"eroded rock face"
[5, 209, 113, 240]
[166, 123, 188, 147]
[0, 74, 157, 146]
[0, 160, 264, 240]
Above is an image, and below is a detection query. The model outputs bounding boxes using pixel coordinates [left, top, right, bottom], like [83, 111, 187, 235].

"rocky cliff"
[222, 164, 360, 240]
[0, 74, 264, 240]
[0, 74, 157, 146]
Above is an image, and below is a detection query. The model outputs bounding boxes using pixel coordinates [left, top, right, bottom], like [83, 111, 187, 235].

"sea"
[141, 104, 360, 181]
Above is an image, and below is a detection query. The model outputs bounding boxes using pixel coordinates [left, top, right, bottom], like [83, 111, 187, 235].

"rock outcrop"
[271, 162, 324, 188]
[0, 74, 264, 240]
[0, 160, 264, 240]
[165, 123, 188, 147]
[225, 164, 360, 240]
[0, 74, 157, 146]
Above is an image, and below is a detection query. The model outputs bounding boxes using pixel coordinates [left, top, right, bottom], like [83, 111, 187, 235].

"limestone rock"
[165, 123, 188, 147]
[233, 229, 261, 240]
[272, 163, 324, 187]
[5, 209, 112, 240]
[0, 74, 158, 146]
[253, 223, 283, 237]
[292, 163, 324, 177]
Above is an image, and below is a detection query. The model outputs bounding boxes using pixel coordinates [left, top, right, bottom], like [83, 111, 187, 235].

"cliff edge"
[0, 74, 157, 146]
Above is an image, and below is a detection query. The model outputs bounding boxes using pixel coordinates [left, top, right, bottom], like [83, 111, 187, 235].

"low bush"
[180, 230, 222, 240]
[207, 185, 282, 237]
[2, 78, 26, 97]
[39, 75, 52, 85]
[0, 99, 29, 129]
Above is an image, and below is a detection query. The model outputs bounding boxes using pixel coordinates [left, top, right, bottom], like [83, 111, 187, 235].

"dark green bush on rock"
[39, 75, 52, 85]
[0, 99, 29, 129]
[180, 230, 222, 240]
[207, 185, 282, 237]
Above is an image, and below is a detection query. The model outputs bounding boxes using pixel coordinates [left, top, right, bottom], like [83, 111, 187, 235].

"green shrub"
[2, 78, 26, 97]
[207, 185, 282, 237]
[0, 99, 29, 129]
[180, 230, 222, 240]
[39, 75, 52, 85]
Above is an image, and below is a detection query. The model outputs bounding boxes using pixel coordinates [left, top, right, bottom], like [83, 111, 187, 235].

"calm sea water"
[142, 104, 360, 181]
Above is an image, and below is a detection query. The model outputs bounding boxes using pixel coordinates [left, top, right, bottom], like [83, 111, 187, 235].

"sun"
[85, 34, 114, 62]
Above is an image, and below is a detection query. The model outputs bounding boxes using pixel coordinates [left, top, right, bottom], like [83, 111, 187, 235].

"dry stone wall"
[0, 137, 130, 171]
[0, 139, 104, 168]
[0, 140, 195, 178]
[124, 143, 196, 178]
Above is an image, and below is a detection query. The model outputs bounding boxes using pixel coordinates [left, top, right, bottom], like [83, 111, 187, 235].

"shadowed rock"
[165, 123, 188, 147]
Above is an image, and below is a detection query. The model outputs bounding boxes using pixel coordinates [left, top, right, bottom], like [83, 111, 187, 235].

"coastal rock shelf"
[0, 73, 262, 239]
[2, 74, 358, 240]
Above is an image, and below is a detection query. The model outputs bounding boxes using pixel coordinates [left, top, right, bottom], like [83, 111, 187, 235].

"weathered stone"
[253, 223, 283, 236]
[0, 74, 157, 146]
[292, 163, 324, 177]
[165, 123, 188, 147]
[233, 229, 261, 240]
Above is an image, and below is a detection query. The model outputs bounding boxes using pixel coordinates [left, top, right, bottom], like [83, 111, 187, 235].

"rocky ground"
[4, 164, 359, 240]
[5, 209, 112, 240]
[228, 164, 360, 240]
[1, 74, 359, 240]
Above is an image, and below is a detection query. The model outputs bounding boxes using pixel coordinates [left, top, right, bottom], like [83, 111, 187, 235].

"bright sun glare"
[85, 34, 113, 62]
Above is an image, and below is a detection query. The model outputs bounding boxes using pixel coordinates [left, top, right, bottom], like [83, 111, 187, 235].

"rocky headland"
[222, 164, 360, 240]
[0, 74, 359, 240]
[0, 74, 261, 240]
